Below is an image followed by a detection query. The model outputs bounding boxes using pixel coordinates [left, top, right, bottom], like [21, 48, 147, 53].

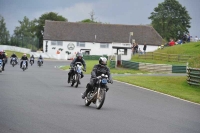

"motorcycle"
[30, 58, 34, 66]
[69, 62, 84, 88]
[38, 59, 42, 67]
[11, 57, 17, 67]
[21, 60, 27, 71]
[0, 59, 3, 72]
[84, 74, 112, 109]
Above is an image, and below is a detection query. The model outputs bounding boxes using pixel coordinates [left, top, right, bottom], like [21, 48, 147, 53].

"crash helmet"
[99, 57, 107, 65]
[23, 53, 26, 56]
[77, 53, 83, 58]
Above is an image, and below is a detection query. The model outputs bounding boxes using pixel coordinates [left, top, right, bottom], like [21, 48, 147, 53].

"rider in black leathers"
[30, 55, 35, 64]
[68, 53, 86, 83]
[38, 55, 43, 64]
[10, 53, 18, 64]
[20, 54, 29, 69]
[81, 57, 113, 99]
[0, 50, 6, 71]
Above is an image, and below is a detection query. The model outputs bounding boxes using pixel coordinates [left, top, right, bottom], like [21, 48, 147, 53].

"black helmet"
[77, 53, 83, 58]
[99, 57, 107, 65]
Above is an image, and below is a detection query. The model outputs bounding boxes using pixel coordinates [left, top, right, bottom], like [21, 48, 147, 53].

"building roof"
[43, 20, 162, 46]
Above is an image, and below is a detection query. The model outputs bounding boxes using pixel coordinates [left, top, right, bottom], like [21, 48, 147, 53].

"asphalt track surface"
[0, 60, 200, 133]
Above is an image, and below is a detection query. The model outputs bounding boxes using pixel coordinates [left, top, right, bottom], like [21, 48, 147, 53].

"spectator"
[134, 43, 138, 53]
[143, 43, 147, 54]
[138, 48, 143, 55]
[187, 34, 190, 42]
[176, 39, 183, 44]
[169, 39, 175, 46]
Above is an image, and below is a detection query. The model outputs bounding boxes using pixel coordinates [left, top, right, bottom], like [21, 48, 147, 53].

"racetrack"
[0, 60, 200, 133]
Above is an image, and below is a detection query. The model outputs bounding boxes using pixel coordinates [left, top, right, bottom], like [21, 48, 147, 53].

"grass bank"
[132, 42, 200, 67]
[5, 50, 30, 58]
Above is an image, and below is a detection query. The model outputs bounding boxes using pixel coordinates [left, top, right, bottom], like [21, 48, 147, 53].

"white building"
[43, 20, 162, 60]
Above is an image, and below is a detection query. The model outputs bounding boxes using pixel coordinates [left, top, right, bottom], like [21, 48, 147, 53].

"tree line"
[0, 0, 191, 50]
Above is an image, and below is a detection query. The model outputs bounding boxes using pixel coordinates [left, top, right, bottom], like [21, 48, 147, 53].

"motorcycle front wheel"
[96, 88, 106, 109]
[71, 74, 75, 87]
[75, 74, 80, 88]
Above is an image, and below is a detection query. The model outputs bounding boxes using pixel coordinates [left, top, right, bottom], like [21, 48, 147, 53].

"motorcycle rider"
[30, 55, 35, 64]
[81, 57, 113, 99]
[0, 50, 6, 71]
[10, 53, 18, 64]
[38, 55, 43, 65]
[68, 53, 86, 83]
[2, 50, 8, 64]
[20, 54, 29, 69]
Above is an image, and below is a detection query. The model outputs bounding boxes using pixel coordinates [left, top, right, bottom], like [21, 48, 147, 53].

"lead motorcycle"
[69, 62, 85, 88]
[84, 74, 112, 109]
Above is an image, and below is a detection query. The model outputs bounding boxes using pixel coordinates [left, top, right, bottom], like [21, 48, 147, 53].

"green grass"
[131, 42, 200, 67]
[113, 76, 200, 103]
[155, 42, 200, 55]
[5, 50, 30, 58]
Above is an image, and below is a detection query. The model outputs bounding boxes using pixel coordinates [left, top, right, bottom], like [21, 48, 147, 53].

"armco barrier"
[122, 60, 139, 69]
[172, 65, 187, 73]
[83, 55, 108, 60]
[121, 60, 187, 73]
[187, 68, 200, 86]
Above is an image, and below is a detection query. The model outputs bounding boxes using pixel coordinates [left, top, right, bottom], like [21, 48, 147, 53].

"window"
[51, 41, 63, 46]
[100, 43, 109, 48]
[77, 42, 85, 47]
[51, 41, 56, 45]
[57, 41, 63, 46]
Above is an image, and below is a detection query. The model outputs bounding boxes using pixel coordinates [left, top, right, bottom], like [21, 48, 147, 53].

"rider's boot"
[68, 75, 70, 83]
[82, 83, 92, 99]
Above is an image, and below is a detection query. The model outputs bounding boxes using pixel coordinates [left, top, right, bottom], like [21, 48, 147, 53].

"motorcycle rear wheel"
[84, 93, 92, 106]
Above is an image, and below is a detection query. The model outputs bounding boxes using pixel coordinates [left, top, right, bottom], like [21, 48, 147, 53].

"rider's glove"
[83, 68, 86, 72]
[108, 79, 113, 84]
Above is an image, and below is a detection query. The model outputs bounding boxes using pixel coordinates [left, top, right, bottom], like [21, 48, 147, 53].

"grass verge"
[113, 76, 200, 104]
[5, 50, 30, 58]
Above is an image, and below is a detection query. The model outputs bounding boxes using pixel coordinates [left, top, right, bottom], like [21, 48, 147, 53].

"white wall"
[137, 44, 158, 52]
[43, 40, 133, 60]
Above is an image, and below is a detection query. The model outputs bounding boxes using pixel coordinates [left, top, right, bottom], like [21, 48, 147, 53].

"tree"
[35, 12, 67, 48]
[80, 10, 103, 23]
[81, 19, 97, 23]
[14, 16, 36, 38]
[148, 0, 191, 41]
[0, 15, 10, 45]
[12, 16, 37, 47]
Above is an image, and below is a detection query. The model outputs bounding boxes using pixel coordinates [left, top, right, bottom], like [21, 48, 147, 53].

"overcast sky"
[0, 0, 200, 39]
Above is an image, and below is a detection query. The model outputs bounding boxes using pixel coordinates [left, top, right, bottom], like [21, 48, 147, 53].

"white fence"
[0, 45, 68, 60]
[0, 45, 31, 54]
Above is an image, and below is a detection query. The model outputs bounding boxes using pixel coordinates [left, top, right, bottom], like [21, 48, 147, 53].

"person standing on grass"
[143, 43, 147, 54]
